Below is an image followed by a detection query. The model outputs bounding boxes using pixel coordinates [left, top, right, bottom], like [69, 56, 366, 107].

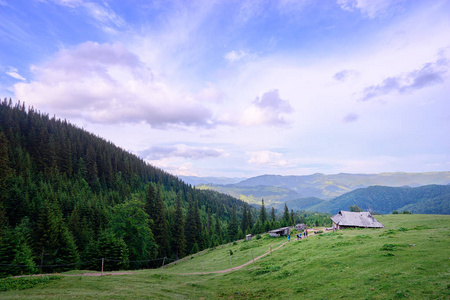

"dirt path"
[15, 239, 298, 278]
[182, 242, 287, 275]
[14, 271, 134, 278]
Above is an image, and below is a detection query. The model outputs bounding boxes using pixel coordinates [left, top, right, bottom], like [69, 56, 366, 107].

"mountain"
[178, 176, 246, 186]
[307, 184, 450, 214]
[197, 172, 450, 207]
[197, 184, 301, 206]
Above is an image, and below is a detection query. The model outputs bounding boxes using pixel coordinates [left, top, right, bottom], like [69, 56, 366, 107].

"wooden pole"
[270, 245, 273, 255]
[201, 261, 203, 275]
[230, 256, 232, 268]
[251, 250, 254, 263]
[101, 258, 104, 276]
[161, 257, 166, 273]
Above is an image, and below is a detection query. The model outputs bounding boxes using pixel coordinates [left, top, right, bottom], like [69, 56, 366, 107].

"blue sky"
[1, 0, 449, 178]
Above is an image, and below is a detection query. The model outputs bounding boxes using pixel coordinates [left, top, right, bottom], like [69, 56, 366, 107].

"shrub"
[256, 234, 261, 240]
[381, 244, 397, 251]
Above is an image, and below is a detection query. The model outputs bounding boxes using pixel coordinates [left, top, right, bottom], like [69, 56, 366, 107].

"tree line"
[0, 98, 330, 277]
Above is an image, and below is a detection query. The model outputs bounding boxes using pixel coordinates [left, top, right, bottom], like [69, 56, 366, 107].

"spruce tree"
[260, 199, 267, 224]
[172, 192, 186, 259]
[240, 204, 248, 233]
[153, 184, 169, 257]
[271, 206, 276, 223]
[283, 203, 290, 226]
[227, 205, 238, 242]
[145, 183, 156, 221]
[193, 196, 203, 250]
[185, 193, 197, 253]
[215, 213, 223, 244]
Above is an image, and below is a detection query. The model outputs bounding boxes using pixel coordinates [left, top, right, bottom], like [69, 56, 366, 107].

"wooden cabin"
[269, 227, 290, 237]
[331, 211, 384, 230]
[296, 223, 306, 231]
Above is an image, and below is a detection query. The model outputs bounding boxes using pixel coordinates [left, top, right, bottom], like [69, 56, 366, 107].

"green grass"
[1, 214, 449, 299]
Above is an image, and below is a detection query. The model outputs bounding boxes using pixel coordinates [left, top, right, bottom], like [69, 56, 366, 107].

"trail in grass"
[182, 242, 287, 275]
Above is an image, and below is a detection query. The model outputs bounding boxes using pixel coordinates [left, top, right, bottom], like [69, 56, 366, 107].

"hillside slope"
[3, 214, 449, 299]
[308, 184, 450, 214]
[0, 99, 250, 276]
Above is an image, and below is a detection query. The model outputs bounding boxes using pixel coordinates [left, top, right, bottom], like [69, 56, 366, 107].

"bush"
[381, 244, 397, 251]
[256, 234, 261, 240]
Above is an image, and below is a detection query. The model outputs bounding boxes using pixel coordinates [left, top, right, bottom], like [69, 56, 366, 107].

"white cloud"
[5, 67, 26, 81]
[337, 0, 403, 18]
[342, 113, 359, 123]
[360, 56, 449, 101]
[53, 0, 126, 32]
[14, 42, 214, 128]
[241, 89, 294, 126]
[247, 151, 289, 167]
[141, 144, 228, 160]
[224, 50, 249, 63]
[333, 69, 358, 81]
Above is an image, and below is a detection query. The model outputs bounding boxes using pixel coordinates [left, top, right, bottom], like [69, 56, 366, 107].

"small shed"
[331, 211, 384, 230]
[269, 227, 290, 237]
[246, 234, 252, 241]
[296, 223, 306, 231]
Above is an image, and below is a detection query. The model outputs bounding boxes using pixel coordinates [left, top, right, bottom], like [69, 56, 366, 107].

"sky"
[1, 0, 449, 178]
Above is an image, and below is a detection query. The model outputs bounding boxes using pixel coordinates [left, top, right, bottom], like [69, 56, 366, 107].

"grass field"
[1, 214, 449, 299]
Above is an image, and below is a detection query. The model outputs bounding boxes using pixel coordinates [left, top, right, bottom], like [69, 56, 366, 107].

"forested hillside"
[0, 99, 245, 276]
[0, 99, 331, 277]
[308, 185, 450, 214]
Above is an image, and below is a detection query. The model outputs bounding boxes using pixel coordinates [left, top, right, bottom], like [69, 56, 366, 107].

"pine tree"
[152, 184, 169, 256]
[172, 192, 186, 259]
[227, 205, 238, 242]
[240, 204, 248, 233]
[247, 208, 253, 232]
[193, 196, 203, 250]
[260, 199, 267, 224]
[185, 193, 197, 253]
[283, 203, 290, 226]
[271, 206, 276, 222]
[145, 183, 156, 222]
[215, 213, 223, 244]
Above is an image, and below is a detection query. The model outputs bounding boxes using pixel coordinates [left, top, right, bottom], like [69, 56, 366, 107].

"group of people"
[287, 230, 308, 241]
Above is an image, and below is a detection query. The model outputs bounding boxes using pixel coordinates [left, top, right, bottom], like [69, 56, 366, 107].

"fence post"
[101, 258, 104, 276]
[161, 257, 166, 273]
[270, 245, 273, 255]
[252, 250, 254, 263]
[230, 256, 232, 268]
[201, 261, 203, 275]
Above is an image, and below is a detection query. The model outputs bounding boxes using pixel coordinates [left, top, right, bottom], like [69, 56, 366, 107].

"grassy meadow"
[1, 214, 449, 299]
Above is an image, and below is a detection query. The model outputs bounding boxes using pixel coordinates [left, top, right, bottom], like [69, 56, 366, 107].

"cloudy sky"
[1, 0, 449, 178]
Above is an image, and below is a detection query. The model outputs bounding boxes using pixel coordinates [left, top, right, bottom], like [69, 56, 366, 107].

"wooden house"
[331, 211, 384, 230]
[296, 223, 306, 231]
[269, 227, 290, 237]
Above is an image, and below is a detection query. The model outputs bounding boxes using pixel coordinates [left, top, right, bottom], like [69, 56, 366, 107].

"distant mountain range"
[308, 184, 450, 214]
[180, 172, 450, 214]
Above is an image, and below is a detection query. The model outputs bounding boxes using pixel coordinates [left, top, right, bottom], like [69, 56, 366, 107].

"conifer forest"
[0, 99, 330, 277]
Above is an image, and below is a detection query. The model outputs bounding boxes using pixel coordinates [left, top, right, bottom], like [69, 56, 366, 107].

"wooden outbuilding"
[331, 211, 384, 230]
[246, 234, 252, 241]
[269, 227, 290, 237]
[296, 223, 306, 231]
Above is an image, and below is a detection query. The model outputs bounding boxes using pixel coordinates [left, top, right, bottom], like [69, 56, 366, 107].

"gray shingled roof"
[331, 211, 384, 228]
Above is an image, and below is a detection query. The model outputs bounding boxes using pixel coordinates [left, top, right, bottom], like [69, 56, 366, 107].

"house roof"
[269, 227, 290, 233]
[330, 211, 384, 228]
